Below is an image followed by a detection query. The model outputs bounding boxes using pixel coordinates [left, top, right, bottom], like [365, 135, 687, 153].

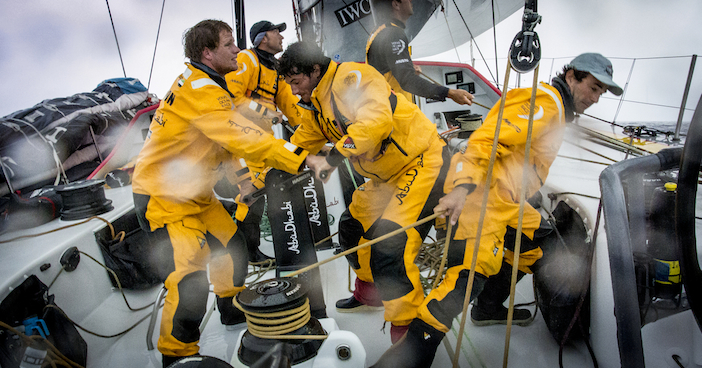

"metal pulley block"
[509, 2, 542, 74]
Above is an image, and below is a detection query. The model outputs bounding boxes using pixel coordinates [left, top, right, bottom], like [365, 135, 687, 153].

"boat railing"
[474, 55, 700, 139]
[600, 147, 683, 368]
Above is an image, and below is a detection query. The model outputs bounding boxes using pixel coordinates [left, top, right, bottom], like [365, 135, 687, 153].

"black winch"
[56, 179, 113, 220]
[235, 278, 326, 366]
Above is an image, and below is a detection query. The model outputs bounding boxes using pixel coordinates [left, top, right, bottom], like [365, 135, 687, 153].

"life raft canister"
[647, 181, 682, 299]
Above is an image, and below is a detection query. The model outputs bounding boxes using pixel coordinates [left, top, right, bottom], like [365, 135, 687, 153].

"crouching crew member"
[279, 41, 450, 345]
[371, 53, 623, 367]
[335, 0, 476, 315]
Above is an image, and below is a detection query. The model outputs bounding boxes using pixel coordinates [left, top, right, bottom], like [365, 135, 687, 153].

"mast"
[234, 0, 246, 50]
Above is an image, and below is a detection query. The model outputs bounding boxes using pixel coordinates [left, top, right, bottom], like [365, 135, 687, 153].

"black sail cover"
[0, 78, 152, 196]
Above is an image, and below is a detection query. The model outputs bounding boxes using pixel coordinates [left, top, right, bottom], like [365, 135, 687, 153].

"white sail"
[293, 0, 523, 62]
[409, 0, 524, 59]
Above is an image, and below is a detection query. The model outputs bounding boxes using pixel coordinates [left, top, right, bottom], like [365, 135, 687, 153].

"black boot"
[217, 296, 247, 329]
[371, 319, 444, 368]
[470, 261, 533, 326]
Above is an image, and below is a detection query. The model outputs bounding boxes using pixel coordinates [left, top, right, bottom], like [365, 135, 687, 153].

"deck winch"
[231, 278, 365, 368]
[235, 278, 325, 366]
[56, 179, 113, 220]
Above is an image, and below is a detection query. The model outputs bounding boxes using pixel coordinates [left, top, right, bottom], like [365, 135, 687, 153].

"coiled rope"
[232, 296, 326, 340]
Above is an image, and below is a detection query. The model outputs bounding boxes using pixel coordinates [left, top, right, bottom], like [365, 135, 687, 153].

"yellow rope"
[286, 213, 443, 277]
[285, 212, 442, 278]
[502, 64, 540, 368]
[452, 59, 512, 368]
[0, 216, 116, 244]
[231, 297, 327, 340]
[432, 221, 453, 290]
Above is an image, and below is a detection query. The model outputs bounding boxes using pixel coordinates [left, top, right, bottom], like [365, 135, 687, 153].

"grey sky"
[0, 0, 298, 117]
[418, 0, 702, 124]
[1, 0, 700, 124]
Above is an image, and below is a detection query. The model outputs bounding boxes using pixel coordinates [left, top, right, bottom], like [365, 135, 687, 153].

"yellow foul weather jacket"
[226, 48, 310, 132]
[132, 62, 309, 230]
[291, 60, 440, 181]
[447, 82, 566, 239]
[226, 48, 311, 185]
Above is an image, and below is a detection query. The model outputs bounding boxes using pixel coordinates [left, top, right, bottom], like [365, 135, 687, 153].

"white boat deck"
[1, 116, 701, 367]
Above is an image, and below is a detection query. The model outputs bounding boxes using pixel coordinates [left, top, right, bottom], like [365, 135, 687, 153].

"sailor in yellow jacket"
[131, 20, 310, 367]
[372, 53, 623, 368]
[278, 41, 450, 343]
[223, 20, 312, 264]
[336, 0, 475, 316]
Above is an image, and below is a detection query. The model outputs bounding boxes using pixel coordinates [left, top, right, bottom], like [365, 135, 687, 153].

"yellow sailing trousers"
[344, 139, 448, 327]
[417, 210, 544, 333]
[143, 200, 248, 357]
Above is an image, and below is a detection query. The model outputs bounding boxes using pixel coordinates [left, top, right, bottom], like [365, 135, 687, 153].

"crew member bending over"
[371, 53, 623, 367]
[279, 41, 450, 345]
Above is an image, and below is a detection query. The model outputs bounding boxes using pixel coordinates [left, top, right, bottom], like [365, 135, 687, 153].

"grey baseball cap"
[250, 21, 286, 43]
[569, 53, 623, 96]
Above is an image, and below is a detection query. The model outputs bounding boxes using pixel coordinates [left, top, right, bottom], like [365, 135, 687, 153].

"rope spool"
[234, 278, 327, 366]
[456, 113, 483, 132]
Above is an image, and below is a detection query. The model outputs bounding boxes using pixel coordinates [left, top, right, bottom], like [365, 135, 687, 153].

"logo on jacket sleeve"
[343, 137, 356, 149]
[392, 39, 406, 55]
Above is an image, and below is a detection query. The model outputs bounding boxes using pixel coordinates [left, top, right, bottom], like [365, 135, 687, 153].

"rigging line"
[557, 154, 612, 166]
[0, 321, 85, 368]
[609, 55, 698, 61]
[441, 6, 462, 63]
[448, 321, 487, 368]
[45, 303, 153, 340]
[453, 59, 513, 368]
[147, 0, 167, 91]
[79, 251, 155, 312]
[561, 138, 620, 163]
[105, 0, 127, 78]
[0, 216, 113, 244]
[450, 0, 497, 84]
[340, 0, 371, 36]
[600, 95, 698, 112]
[285, 212, 443, 278]
[613, 59, 636, 124]
[491, 0, 499, 86]
[503, 65, 541, 368]
[549, 191, 601, 200]
[582, 112, 623, 127]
